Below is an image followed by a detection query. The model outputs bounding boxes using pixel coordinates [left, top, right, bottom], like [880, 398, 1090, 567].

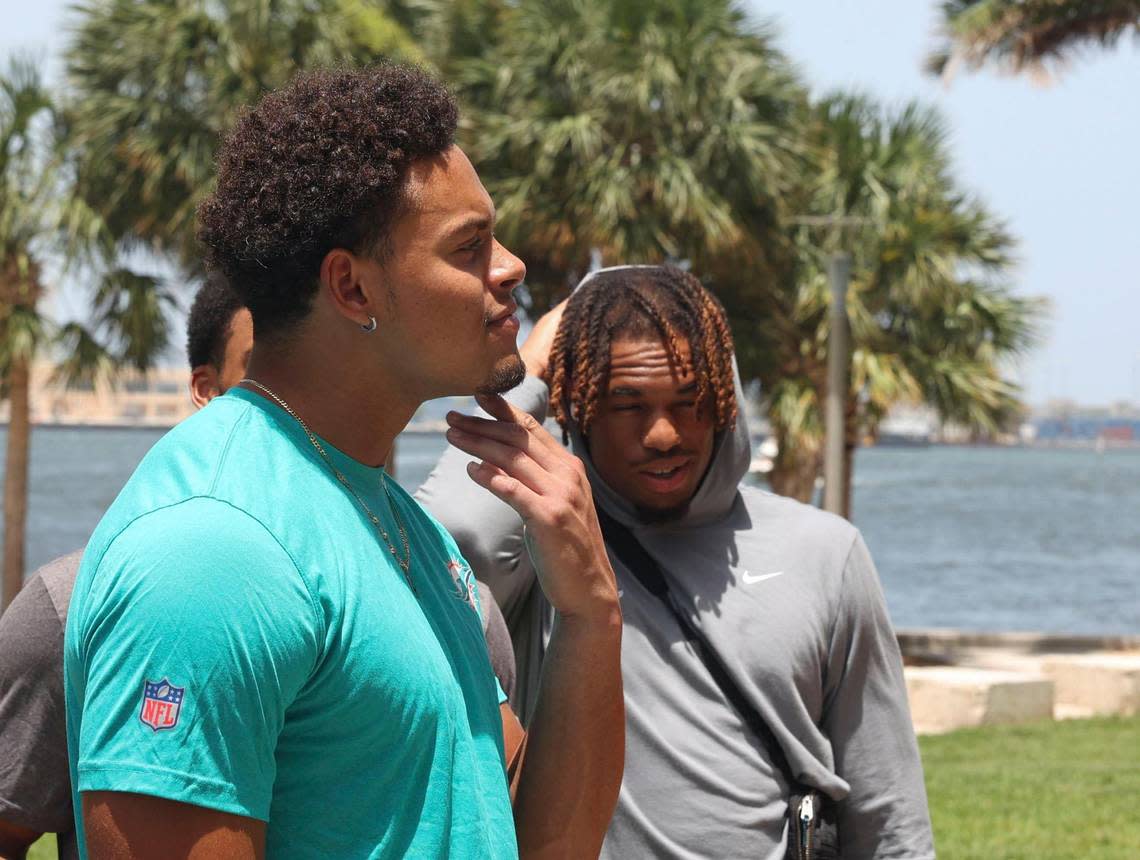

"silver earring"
[361, 316, 377, 333]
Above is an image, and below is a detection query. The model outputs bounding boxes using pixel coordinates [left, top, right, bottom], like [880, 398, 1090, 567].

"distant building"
[1030, 415, 1140, 447]
[876, 405, 936, 446]
[0, 362, 194, 428]
[1025, 399, 1140, 447]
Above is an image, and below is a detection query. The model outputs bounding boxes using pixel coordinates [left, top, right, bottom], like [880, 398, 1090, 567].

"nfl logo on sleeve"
[139, 679, 185, 731]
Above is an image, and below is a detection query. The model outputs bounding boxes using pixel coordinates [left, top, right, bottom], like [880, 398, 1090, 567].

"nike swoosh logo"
[742, 571, 785, 585]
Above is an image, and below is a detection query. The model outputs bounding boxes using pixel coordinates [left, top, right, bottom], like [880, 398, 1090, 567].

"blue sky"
[3, 0, 1138, 406]
[752, 1, 1140, 407]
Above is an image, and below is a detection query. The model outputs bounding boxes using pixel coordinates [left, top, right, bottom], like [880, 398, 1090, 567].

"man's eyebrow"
[443, 212, 494, 239]
[608, 382, 698, 397]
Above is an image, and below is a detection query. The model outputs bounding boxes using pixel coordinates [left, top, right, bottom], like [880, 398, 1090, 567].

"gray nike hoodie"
[416, 373, 934, 860]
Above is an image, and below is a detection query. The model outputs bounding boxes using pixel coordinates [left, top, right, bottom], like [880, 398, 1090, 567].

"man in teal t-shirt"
[65, 65, 624, 859]
[68, 390, 513, 858]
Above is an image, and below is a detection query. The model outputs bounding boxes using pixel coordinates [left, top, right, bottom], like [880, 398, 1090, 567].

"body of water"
[2, 426, 1137, 635]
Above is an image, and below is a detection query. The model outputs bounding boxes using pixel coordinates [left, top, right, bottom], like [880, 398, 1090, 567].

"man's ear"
[320, 247, 380, 328]
[190, 365, 221, 409]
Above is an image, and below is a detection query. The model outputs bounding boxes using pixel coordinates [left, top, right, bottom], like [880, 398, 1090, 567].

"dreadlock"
[546, 265, 738, 443]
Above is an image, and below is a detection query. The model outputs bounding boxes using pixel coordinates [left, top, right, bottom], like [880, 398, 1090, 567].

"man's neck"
[241, 340, 419, 469]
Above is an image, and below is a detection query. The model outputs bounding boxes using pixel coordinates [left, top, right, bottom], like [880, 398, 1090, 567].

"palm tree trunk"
[842, 438, 856, 521]
[841, 395, 859, 521]
[2, 356, 31, 611]
[767, 432, 822, 503]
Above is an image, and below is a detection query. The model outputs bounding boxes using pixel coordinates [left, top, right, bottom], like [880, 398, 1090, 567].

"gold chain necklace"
[239, 378, 415, 593]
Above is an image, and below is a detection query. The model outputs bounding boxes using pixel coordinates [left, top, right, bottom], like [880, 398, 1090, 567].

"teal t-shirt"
[64, 388, 516, 859]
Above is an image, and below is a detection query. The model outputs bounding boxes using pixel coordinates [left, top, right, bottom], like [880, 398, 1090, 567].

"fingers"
[464, 460, 544, 520]
[445, 410, 555, 464]
[448, 397, 565, 467]
[472, 392, 514, 422]
[448, 396, 591, 527]
[472, 393, 566, 460]
[446, 425, 551, 495]
[447, 410, 530, 446]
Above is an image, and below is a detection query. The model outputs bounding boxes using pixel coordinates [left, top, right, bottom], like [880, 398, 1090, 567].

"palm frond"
[93, 267, 178, 371]
[64, 0, 419, 268]
[458, 0, 805, 313]
[765, 88, 1042, 454]
[928, 0, 1140, 79]
[52, 321, 118, 388]
[0, 303, 49, 369]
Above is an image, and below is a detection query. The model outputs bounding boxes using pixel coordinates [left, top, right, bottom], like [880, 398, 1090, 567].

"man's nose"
[489, 238, 526, 296]
[643, 414, 682, 452]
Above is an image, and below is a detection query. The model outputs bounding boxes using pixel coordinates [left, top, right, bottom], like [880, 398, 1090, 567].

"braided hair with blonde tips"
[545, 265, 738, 443]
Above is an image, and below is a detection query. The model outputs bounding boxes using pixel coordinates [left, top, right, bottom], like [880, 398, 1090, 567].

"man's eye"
[460, 236, 484, 253]
[612, 404, 641, 412]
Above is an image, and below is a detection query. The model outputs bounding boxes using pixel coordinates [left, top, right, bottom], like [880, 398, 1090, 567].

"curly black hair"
[197, 64, 458, 336]
[186, 274, 245, 370]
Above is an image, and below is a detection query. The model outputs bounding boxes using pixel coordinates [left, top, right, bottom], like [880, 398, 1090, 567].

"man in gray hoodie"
[418, 264, 934, 859]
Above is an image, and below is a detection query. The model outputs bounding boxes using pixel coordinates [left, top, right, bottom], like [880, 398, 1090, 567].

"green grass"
[26, 833, 56, 860]
[22, 717, 1140, 859]
[920, 715, 1140, 859]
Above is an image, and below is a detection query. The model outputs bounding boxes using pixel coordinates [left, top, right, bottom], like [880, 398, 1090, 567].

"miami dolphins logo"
[446, 558, 479, 613]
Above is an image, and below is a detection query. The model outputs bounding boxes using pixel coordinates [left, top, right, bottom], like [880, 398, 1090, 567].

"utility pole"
[822, 253, 851, 515]
[788, 216, 865, 517]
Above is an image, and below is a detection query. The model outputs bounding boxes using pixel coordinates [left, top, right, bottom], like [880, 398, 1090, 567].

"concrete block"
[1041, 653, 1140, 717]
[905, 666, 1055, 734]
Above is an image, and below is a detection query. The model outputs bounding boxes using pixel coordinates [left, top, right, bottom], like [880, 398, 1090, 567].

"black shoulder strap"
[595, 506, 793, 781]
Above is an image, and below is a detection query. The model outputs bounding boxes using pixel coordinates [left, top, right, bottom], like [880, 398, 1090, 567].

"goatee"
[475, 355, 527, 396]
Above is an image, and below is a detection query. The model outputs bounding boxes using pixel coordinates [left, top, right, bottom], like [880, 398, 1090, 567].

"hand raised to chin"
[444, 391, 619, 625]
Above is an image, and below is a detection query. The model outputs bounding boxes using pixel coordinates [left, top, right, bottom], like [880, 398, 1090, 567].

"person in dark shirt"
[0, 278, 253, 860]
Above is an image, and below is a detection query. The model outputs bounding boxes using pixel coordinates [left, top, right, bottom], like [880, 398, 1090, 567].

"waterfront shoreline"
[5, 430, 1139, 636]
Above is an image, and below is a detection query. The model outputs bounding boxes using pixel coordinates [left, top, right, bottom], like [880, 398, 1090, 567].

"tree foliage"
[0, 0, 1052, 553]
[928, 0, 1140, 79]
[762, 94, 1045, 506]
[65, 0, 420, 268]
[1, 57, 175, 604]
[455, 0, 805, 312]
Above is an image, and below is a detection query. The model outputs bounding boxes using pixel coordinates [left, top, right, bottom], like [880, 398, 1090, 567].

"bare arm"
[448, 393, 623, 858]
[0, 819, 40, 860]
[82, 792, 265, 860]
[501, 703, 526, 799]
[512, 610, 622, 858]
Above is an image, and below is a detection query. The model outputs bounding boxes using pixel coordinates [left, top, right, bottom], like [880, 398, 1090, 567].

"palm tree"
[65, 0, 419, 268]
[1, 58, 175, 609]
[454, 0, 805, 314]
[759, 94, 1044, 514]
[59, 0, 424, 496]
[927, 0, 1140, 79]
[383, 0, 512, 72]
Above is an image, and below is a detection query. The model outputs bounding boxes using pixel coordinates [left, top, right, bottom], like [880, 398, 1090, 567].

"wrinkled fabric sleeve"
[821, 533, 935, 859]
[477, 581, 517, 703]
[69, 498, 322, 821]
[414, 375, 549, 621]
[0, 569, 75, 834]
